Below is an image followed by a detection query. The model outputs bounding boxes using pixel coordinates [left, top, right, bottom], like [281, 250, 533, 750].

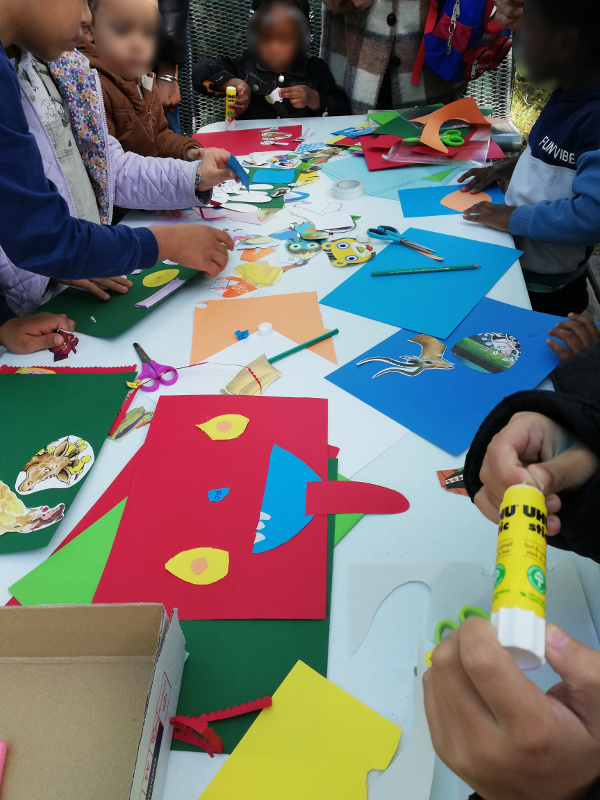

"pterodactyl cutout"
[358, 334, 455, 378]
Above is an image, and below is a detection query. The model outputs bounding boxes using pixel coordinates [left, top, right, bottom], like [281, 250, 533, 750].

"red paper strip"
[203, 696, 272, 722]
[171, 718, 224, 757]
[193, 126, 302, 156]
[305, 480, 410, 516]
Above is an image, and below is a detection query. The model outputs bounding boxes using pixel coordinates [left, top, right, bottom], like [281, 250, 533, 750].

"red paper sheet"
[193, 126, 302, 156]
[93, 396, 329, 620]
[305, 481, 410, 516]
[360, 136, 413, 171]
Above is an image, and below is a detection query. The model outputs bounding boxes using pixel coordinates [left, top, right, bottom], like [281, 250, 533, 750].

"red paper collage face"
[93, 395, 329, 620]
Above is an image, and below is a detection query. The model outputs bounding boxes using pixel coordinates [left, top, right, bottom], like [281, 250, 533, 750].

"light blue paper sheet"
[320, 228, 523, 339]
[252, 167, 296, 184]
[326, 298, 564, 455]
[398, 184, 505, 218]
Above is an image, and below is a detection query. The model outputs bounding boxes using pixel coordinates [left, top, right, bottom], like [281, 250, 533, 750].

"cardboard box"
[0, 604, 186, 800]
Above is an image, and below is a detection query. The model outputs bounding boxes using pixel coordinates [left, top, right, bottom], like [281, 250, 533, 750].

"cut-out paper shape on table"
[236, 261, 302, 287]
[199, 660, 401, 800]
[399, 184, 504, 217]
[9, 499, 126, 605]
[142, 267, 180, 288]
[305, 479, 409, 516]
[437, 467, 467, 496]
[107, 406, 153, 441]
[165, 547, 230, 585]
[227, 153, 250, 190]
[49, 329, 79, 362]
[16, 436, 94, 495]
[223, 355, 282, 396]
[322, 237, 375, 267]
[135, 277, 185, 308]
[209, 276, 257, 298]
[284, 238, 322, 264]
[411, 97, 490, 153]
[0, 480, 64, 537]
[192, 126, 302, 155]
[321, 228, 523, 340]
[197, 414, 249, 441]
[451, 331, 521, 372]
[253, 445, 321, 553]
[358, 334, 454, 378]
[327, 298, 565, 455]
[240, 247, 277, 262]
[334, 474, 364, 546]
[208, 488, 230, 502]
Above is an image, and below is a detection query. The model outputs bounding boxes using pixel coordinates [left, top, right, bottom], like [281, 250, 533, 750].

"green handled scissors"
[402, 128, 466, 148]
[434, 605, 491, 643]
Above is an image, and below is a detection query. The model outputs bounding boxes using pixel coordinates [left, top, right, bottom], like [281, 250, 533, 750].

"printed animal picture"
[359, 334, 454, 377]
[323, 238, 375, 268]
[285, 238, 323, 265]
[0, 480, 64, 536]
[16, 436, 94, 495]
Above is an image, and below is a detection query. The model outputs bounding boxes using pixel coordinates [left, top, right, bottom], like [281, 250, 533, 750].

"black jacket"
[158, 0, 190, 66]
[464, 342, 600, 562]
[192, 50, 351, 119]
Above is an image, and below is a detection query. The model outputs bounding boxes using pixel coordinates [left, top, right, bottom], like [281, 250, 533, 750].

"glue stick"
[492, 484, 547, 670]
[225, 87, 236, 130]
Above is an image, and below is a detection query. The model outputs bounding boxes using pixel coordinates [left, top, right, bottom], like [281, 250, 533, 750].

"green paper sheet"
[334, 475, 364, 546]
[0, 373, 133, 553]
[9, 500, 126, 605]
[173, 458, 338, 753]
[368, 110, 401, 126]
[40, 261, 201, 337]
[369, 114, 422, 139]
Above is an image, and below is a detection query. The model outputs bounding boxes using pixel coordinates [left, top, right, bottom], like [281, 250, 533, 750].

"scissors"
[133, 342, 178, 392]
[425, 606, 491, 666]
[367, 225, 444, 260]
[402, 128, 465, 148]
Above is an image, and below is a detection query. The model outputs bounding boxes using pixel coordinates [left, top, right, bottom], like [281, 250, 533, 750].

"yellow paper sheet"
[190, 292, 337, 365]
[200, 661, 401, 800]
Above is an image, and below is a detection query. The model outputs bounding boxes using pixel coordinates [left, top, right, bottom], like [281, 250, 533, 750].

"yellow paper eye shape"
[197, 414, 250, 440]
[142, 268, 180, 288]
[165, 547, 230, 585]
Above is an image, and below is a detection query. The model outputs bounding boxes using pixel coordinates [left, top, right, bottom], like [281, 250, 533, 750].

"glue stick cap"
[492, 607, 545, 670]
[258, 322, 273, 336]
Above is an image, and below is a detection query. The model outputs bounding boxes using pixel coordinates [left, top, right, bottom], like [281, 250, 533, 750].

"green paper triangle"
[425, 169, 456, 182]
[367, 110, 400, 126]
[9, 499, 126, 605]
[334, 475, 364, 546]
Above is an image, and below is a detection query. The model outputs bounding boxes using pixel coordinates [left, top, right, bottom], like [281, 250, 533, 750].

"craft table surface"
[2, 115, 599, 800]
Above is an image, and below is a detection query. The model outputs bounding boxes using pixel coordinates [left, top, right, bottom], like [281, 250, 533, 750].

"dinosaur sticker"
[0, 480, 65, 536]
[451, 332, 521, 373]
[323, 238, 375, 268]
[16, 436, 94, 495]
[358, 334, 455, 377]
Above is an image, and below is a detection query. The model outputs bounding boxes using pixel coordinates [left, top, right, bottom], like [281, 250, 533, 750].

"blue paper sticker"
[208, 488, 230, 502]
[227, 154, 250, 191]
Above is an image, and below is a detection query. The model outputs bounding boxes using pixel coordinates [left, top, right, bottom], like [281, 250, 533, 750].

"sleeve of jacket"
[108, 135, 202, 209]
[192, 55, 245, 94]
[464, 387, 600, 562]
[158, 0, 190, 66]
[314, 58, 352, 115]
[510, 149, 600, 245]
[0, 52, 158, 279]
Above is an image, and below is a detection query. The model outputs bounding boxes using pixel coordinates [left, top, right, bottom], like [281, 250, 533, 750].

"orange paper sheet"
[439, 188, 492, 212]
[412, 98, 491, 154]
[190, 292, 337, 365]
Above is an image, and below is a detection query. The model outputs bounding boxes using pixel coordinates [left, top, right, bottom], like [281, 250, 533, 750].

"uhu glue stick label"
[492, 484, 547, 669]
[225, 87, 236, 129]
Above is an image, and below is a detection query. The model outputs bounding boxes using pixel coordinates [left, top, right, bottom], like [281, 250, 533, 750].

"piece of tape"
[332, 179, 363, 201]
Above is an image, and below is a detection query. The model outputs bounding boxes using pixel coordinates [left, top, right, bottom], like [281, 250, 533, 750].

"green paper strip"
[9, 499, 126, 605]
[425, 168, 456, 182]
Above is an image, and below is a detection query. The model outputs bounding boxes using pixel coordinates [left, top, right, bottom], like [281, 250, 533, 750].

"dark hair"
[251, 0, 311, 23]
[530, 0, 599, 51]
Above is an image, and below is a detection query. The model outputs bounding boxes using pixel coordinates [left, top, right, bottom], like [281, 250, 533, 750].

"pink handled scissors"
[133, 342, 178, 392]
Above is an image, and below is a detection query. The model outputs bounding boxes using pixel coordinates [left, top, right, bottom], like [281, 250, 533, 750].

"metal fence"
[179, 0, 513, 136]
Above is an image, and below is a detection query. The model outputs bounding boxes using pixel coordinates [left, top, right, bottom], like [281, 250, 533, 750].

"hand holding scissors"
[425, 605, 491, 666]
[133, 342, 178, 392]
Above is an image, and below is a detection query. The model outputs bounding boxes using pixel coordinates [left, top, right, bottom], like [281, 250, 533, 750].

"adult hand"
[156, 63, 180, 113]
[424, 618, 600, 800]
[0, 313, 75, 354]
[473, 411, 599, 535]
[279, 85, 320, 110]
[547, 314, 600, 361]
[59, 276, 133, 301]
[152, 224, 234, 278]
[463, 202, 515, 232]
[196, 147, 237, 191]
[495, 0, 524, 30]
[221, 80, 251, 118]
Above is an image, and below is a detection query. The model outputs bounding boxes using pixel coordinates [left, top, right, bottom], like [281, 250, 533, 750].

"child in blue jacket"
[459, 0, 600, 316]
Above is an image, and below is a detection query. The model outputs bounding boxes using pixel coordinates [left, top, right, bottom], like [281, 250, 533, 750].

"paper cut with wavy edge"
[253, 445, 321, 554]
[165, 546, 230, 585]
[197, 414, 249, 440]
[411, 97, 490, 153]
[199, 661, 401, 800]
[171, 717, 224, 756]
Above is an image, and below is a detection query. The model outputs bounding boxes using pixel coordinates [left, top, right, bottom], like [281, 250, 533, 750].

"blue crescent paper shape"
[227, 154, 250, 191]
[253, 445, 321, 554]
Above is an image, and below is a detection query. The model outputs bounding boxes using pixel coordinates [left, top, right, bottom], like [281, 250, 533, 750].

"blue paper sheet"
[326, 298, 564, 455]
[320, 228, 522, 339]
[227, 154, 250, 191]
[252, 167, 296, 184]
[398, 184, 505, 218]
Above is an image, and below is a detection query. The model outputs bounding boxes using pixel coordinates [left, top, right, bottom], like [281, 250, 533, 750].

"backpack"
[412, 0, 512, 86]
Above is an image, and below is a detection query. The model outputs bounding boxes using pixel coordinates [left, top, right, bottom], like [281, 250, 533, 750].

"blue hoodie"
[0, 41, 158, 284]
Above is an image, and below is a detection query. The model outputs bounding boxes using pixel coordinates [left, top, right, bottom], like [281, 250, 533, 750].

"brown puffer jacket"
[79, 42, 199, 159]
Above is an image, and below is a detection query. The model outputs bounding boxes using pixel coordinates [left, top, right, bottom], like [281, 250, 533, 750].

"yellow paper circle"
[142, 268, 180, 288]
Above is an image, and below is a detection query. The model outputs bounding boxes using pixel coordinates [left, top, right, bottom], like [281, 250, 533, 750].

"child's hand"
[156, 209, 182, 218]
[152, 225, 234, 278]
[463, 201, 515, 232]
[459, 164, 502, 193]
[60, 276, 133, 301]
[547, 314, 600, 361]
[279, 86, 320, 110]
[0, 313, 75, 354]
[196, 148, 237, 191]
[220, 80, 250, 118]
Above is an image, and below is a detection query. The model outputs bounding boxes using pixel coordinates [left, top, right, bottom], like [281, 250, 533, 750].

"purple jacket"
[1, 49, 205, 314]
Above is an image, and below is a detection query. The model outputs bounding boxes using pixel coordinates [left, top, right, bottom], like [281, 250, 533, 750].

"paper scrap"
[440, 188, 492, 211]
[165, 546, 230, 585]
[135, 278, 185, 308]
[437, 468, 467, 496]
[223, 355, 282, 396]
[227, 153, 250, 190]
[197, 414, 250, 440]
[305, 480, 409, 516]
[208, 488, 230, 502]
